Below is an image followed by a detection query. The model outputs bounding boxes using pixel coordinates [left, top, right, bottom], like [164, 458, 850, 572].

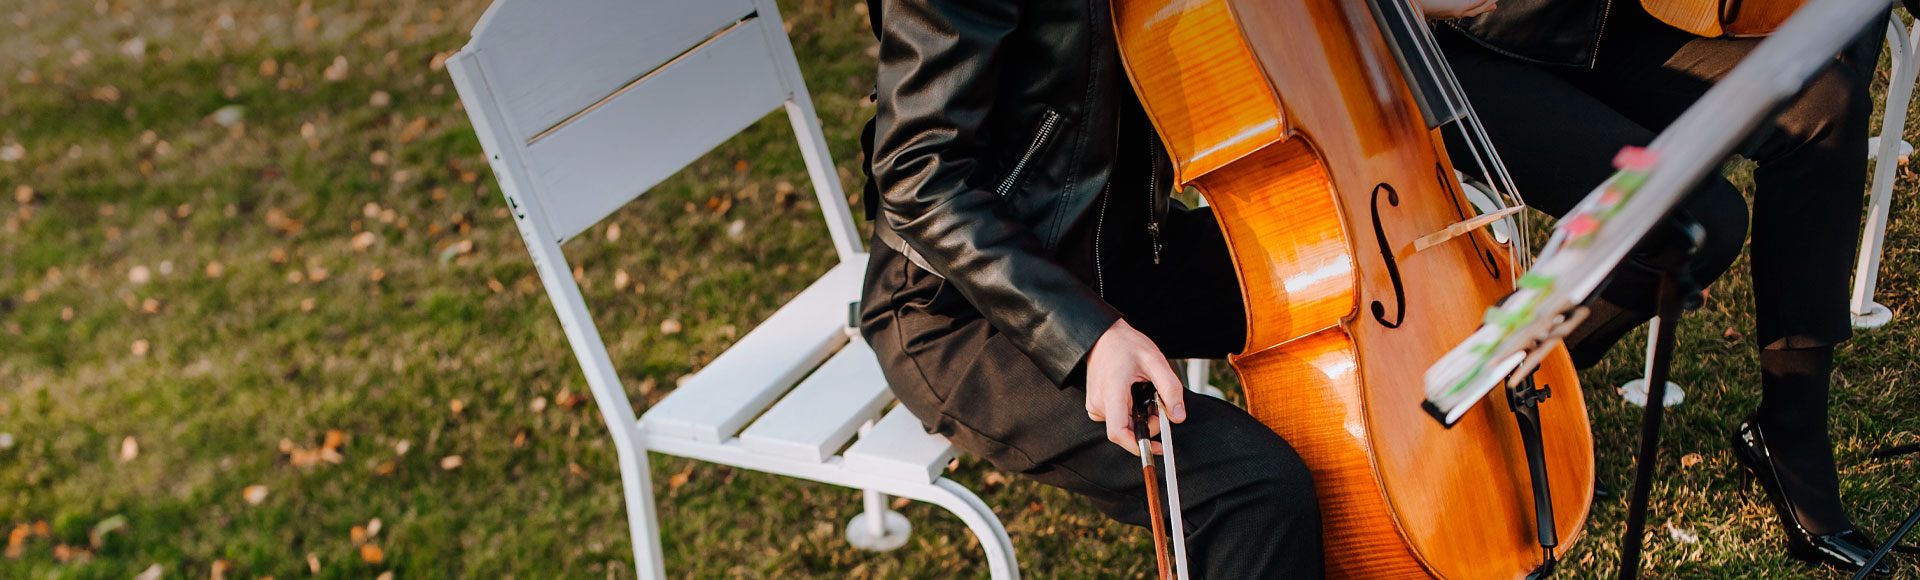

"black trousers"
[1439, 4, 1882, 357]
[859, 205, 1324, 578]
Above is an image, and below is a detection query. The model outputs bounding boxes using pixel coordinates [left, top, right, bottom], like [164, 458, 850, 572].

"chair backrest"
[448, 0, 860, 255]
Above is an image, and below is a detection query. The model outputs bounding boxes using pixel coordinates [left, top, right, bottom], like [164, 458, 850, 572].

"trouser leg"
[859, 206, 1323, 578]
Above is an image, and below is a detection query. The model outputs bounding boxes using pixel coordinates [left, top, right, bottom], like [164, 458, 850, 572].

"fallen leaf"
[368, 91, 392, 108]
[529, 397, 548, 413]
[486, 278, 504, 293]
[1681, 453, 1703, 468]
[555, 388, 583, 410]
[449, 399, 464, 415]
[120, 436, 139, 461]
[259, 57, 278, 77]
[512, 430, 527, 449]
[613, 270, 630, 290]
[351, 232, 377, 251]
[440, 455, 462, 470]
[366, 518, 382, 538]
[211, 559, 232, 580]
[373, 461, 396, 476]
[892, 497, 911, 510]
[323, 430, 346, 451]
[11, 185, 31, 203]
[569, 462, 591, 480]
[1722, 328, 1743, 342]
[307, 553, 321, 574]
[660, 319, 683, 335]
[350, 526, 367, 546]
[394, 440, 411, 455]
[131, 339, 150, 356]
[668, 463, 695, 496]
[243, 485, 269, 505]
[133, 563, 162, 580]
[376, 573, 393, 580]
[5, 524, 25, 559]
[323, 56, 350, 82]
[205, 261, 224, 278]
[359, 543, 384, 564]
[320, 447, 345, 464]
[129, 265, 152, 284]
[141, 298, 161, 314]
[605, 222, 621, 242]
[369, 150, 390, 166]
[300, 298, 316, 312]
[1666, 522, 1699, 544]
[88, 515, 127, 549]
[984, 472, 1009, 489]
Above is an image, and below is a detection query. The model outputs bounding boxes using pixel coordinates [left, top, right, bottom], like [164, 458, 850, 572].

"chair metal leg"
[1619, 316, 1686, 408]
[614, 432, 668, 579]
[1853, 18, 1920, 328]
[916, 479, 1021, 580]
[847, 488, 912, 551]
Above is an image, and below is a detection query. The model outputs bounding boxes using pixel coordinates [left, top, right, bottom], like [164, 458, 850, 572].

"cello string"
[1384, 0, 1535, 267]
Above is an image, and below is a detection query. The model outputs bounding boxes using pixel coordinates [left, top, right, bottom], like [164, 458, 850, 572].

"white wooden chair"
[445, 1, 1019, 578]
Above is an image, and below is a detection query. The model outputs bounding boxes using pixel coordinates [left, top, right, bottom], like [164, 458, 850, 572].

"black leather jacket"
[1451, 0, 1615, 67]
[859, 0, 1173, 385]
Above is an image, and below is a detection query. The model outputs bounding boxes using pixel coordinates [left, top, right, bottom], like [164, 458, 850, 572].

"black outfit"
[858, 0, 1324, 577]
[1443, 0, 1884, 560]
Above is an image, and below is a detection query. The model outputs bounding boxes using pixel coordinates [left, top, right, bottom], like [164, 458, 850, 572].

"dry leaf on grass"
[367, 518, 382, 538]
[449, 399, 464, 415]
[211, 559, 232, 580]
[131, 340, 150, 357]
[133, 564, 162, 580]
[129, 265, 152, 284]
[512, 430, 527, 449]
[351, 232, 377, 251]
[322, 430, 346, 451]
[668, 463, 695, 496]
[5, 525, 26, 559]
[204, 261, 224, 278]
[359, 544, 384, 564]
[439, 455, 462, 470]
[373, 461, 396, 476]
[376, 572, 394, 580]
[120, 436, 139, 461]
[569, 462, 591, 480]
[660, 319, 683, 335]
[1681, 453, 1703, 468]
[350, 526, 368, 546]
[243, 485, 269, 505]
[306, 553, 321, 574]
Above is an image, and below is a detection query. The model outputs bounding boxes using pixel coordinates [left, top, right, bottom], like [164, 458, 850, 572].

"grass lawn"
[2, 0, 1917, 578]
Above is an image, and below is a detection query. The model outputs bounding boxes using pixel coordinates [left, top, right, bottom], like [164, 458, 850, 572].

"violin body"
[1642, 0, 1805, 37]
[1112, 0, 1594, 577]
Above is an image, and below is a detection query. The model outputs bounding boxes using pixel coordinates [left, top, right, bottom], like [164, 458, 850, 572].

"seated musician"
[854, 0, 1499, 575]
[1438, 1, 1892, 573]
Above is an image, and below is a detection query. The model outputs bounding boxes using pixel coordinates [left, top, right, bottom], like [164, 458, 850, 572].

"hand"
[1084, 319, 1188, 456]
[1413, 0, 1497, 19]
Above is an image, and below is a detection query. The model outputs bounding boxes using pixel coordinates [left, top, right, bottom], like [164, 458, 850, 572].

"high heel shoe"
[1730, 417, 1894, 575]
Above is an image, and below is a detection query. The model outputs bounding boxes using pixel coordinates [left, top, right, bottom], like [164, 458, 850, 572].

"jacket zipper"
[1145, 125, 1163, 265]
[1094, 180, 1112, 298]
[996, 109, 1063, 197]
[1589, 0, 1613, 68]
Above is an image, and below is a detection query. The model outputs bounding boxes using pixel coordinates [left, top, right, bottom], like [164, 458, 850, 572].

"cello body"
[1112, 0, 1594, 577]
[1642, 0, 1806, 37]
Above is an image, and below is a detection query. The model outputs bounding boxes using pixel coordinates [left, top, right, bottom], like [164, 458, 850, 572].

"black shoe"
[1731, 418, 1894, 575]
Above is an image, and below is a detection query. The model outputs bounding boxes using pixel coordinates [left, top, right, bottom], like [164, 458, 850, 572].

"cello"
[1112, 0, 1595, 577]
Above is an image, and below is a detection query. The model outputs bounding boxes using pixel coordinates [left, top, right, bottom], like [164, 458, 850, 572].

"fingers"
[1145, 358, 1188, 423]
[1104, 380, 1140, 456]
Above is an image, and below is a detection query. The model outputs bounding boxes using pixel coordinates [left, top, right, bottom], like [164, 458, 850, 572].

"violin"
[1642, 0, 1806, 37]
[1113, 0, 1596, 577]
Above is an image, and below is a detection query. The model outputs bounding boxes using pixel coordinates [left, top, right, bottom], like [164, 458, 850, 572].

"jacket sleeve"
[871, 0, 1120, 386]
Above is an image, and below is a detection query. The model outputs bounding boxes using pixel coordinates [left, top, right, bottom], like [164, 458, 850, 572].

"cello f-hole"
[1370, 183, 1408, 329]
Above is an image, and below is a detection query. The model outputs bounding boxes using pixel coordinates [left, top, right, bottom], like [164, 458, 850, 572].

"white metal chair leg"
[1619, 316, 1685, 408]
[1852, 18, 1920, 328]
[912, 479, 1020, 580]
[846, 418, 912, 551]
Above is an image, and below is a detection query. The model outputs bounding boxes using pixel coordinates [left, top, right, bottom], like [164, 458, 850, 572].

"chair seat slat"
[843, 404, 961, 485]
[738, 338, 895, 462]
[640, 259, 864, 443]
